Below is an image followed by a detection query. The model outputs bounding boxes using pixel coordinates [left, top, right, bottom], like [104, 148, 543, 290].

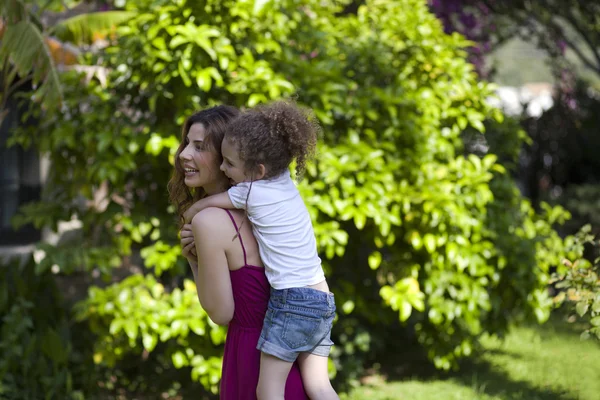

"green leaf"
[399, 300, 412, 322]
[253, 0, 271, 14]
[196, 69, 212, 92]
[248, 93, 267, 107]
[446, 242, 458, 262]
[178, 61, 192, 86]
[534, 307, 549, 323]
[124, 320, 138, 341]
[52, 11, 136, 45]
[592, 299, 600, 313]
[368, 251, 382, 270]
[379, 285, 393, 301]
[576, 302, 589, 317]
[580, 331, 591, 340]
[342, 300, 355, 314]
[410, 231, 422, 250]
[170, 35, 189, 48]
[143, 333, 158, 352]
[409, 295, 425, 312]
[471, 119, 485, 133]
[354, 212, 366, 230]
[145, 134, 163, 155]
[194, 36, 217, 60]
[172, 351, 187, 368]
[109, 319, 123, 335]
[424, 234, 436, 253]
[40, 329, 67, 363]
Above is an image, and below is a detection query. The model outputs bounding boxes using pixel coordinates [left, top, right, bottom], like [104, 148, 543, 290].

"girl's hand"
[183, 206, 196, 224]
[183, 202, 203, 224]
[180, 224, 197, 265]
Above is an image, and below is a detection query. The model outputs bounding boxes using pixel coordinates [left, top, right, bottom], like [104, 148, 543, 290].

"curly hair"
[225, 100, 319, 179]
[167, 105, 240, 226]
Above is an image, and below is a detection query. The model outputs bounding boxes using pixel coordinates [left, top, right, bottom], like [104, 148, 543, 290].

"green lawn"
[341, 316, 600, 400]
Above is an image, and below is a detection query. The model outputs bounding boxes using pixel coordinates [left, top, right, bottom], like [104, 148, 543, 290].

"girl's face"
[220, 137, 248, 185]
[179, 123, 222, 188]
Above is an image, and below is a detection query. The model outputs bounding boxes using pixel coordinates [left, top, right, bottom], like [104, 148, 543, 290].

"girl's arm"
[184, 192, 235, 223]
[190, 208, 235, 325]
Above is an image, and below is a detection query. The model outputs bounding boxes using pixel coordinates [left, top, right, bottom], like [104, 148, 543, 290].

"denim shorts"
[256, 287, 336, 362]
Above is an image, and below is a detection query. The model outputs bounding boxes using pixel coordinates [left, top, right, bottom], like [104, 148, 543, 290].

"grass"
[341, 315, 600, 400]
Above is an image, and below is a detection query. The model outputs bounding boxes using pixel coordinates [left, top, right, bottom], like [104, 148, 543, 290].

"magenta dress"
[220, 210, 308, 400]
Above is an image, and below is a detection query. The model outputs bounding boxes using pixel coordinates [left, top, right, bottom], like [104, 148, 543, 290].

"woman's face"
[178, 123, 222, 188]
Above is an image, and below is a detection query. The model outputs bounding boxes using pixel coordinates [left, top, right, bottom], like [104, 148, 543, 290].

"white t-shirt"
[227, 171, 325, 290]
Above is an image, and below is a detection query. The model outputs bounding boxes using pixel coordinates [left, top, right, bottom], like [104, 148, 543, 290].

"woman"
[167, 106, 308, 399]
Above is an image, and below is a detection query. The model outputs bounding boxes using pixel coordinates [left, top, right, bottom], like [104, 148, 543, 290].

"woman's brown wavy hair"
[167, 105, 240, 226]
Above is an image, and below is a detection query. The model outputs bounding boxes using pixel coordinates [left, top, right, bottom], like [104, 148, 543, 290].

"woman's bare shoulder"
[190, 207, 235, 237]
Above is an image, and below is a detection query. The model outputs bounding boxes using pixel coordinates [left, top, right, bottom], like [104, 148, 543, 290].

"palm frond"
[0, 0, 28, 23]
[52, 11, 136, 45]
[0, 19, 62, 105]
[0, 0, 44, 30]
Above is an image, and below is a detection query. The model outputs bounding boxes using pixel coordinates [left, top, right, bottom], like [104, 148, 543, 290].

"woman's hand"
[180, 224, 197, 266]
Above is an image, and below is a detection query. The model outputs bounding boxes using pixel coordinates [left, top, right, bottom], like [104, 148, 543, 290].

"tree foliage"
[0, 0, 134, 124]
[479, 0, 600, 80]
[0, 256, 87, 400]
[430, 0, 600, 90]
[4, 0, 574, 395]
[553, 225, 600, 341]
[430, 1, 600, 235]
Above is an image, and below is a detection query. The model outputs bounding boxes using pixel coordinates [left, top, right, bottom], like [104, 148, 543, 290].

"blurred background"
[1, 1, 599, 399]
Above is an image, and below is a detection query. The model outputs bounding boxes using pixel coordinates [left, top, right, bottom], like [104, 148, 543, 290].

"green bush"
[553, 225, 600, 341]
[7, 0, 573, 394]
[0, 256, 85, 400]
[74, 275, 226, 394]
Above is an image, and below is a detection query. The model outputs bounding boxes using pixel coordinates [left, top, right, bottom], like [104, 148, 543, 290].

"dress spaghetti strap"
[223, 209, 248, 266]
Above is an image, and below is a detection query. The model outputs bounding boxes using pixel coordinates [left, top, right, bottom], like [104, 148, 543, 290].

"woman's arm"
[190, 208, 235, 325]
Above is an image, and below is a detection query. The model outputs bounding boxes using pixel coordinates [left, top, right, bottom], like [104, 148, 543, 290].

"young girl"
[183, 101, 338, 400]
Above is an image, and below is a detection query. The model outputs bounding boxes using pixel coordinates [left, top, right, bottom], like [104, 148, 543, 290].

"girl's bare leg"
[257, 352, 294, 400]
[297, 353, 339, 400]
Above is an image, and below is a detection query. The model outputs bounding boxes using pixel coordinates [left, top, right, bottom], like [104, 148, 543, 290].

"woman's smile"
[184, 167, 200, 176]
